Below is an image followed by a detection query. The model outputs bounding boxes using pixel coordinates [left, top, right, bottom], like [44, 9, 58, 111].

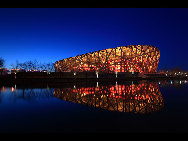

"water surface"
[0, 80, 187, 133]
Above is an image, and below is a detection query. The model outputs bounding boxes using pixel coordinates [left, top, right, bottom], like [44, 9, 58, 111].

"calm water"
[0, 80, 188, 133]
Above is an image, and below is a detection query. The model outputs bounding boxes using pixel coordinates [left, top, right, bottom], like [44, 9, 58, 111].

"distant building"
[27, 70, 40, 72]
[54, 45, 160, 73]
[41, 70, 48, 72]
[0, 68, 8, 75]
[158, 68, 188, 77]
[11, 69, 25, 74]
[32, 70, 40, 72]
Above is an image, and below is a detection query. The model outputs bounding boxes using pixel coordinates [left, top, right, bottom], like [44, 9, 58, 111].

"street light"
[96, 72, 98, 78]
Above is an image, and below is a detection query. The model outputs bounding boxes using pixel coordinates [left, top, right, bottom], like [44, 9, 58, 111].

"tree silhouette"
[0, 57, 5, 68]
[10, 60, 55, 72]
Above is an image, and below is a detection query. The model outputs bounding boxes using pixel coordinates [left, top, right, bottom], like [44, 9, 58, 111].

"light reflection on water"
[0, 80, 187, 113]
[0, 80, 187, 133]
[54, 82, 164, 114]
[0, 86, 54, 103]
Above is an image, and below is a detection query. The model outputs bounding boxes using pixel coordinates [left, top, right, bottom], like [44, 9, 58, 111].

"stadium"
[54, 45, 160, 74]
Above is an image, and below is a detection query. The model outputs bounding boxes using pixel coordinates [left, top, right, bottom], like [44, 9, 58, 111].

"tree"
[0, 57, 5, 68]
[10, 60, 55, 72]
[46, 62, 55, 72]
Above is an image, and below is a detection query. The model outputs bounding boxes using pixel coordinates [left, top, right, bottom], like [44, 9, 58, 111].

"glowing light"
[1, 86, 6, 92]
[11, 87, 14, 92]
[115, 72, 118, 78]
[96, 72, 98, 78]
[55, 45, 160, 74]
[53, 82, 163, 114]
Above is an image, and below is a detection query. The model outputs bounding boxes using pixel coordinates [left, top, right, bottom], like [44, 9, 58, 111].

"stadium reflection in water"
[53, 82, 164, 114]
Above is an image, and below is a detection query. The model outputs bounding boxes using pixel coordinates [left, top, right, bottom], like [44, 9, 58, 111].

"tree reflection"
[54, 82, 164, 114]
[0, 86, 54, 103]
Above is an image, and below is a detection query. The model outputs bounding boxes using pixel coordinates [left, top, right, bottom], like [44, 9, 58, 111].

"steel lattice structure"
[54, 82, 164, 114]
[54, 45, 160, 73]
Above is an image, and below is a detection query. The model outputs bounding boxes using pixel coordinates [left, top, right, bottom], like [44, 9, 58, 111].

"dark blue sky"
[0, 8, 188, 70]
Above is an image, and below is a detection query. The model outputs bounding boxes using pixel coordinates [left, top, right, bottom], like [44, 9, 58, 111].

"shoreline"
[0, 75, 187, 88]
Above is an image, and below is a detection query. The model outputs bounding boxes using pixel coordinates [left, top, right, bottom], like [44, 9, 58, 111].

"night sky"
[0, 8, 188, 70]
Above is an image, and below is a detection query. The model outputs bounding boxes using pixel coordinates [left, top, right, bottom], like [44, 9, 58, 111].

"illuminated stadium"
[54, 45, 160, 73]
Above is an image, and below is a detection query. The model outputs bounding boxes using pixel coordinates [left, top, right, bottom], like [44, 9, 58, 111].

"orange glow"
[54, 45, 160, 73]
[54, 82, 164, 114]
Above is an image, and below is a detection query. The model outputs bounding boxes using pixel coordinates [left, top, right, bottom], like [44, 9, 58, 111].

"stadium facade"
[54, 45, 160, 73]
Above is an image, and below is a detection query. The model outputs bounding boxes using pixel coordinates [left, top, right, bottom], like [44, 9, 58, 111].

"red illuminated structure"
[54, 45, 160, 73]
[54, 82, 164, 114]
